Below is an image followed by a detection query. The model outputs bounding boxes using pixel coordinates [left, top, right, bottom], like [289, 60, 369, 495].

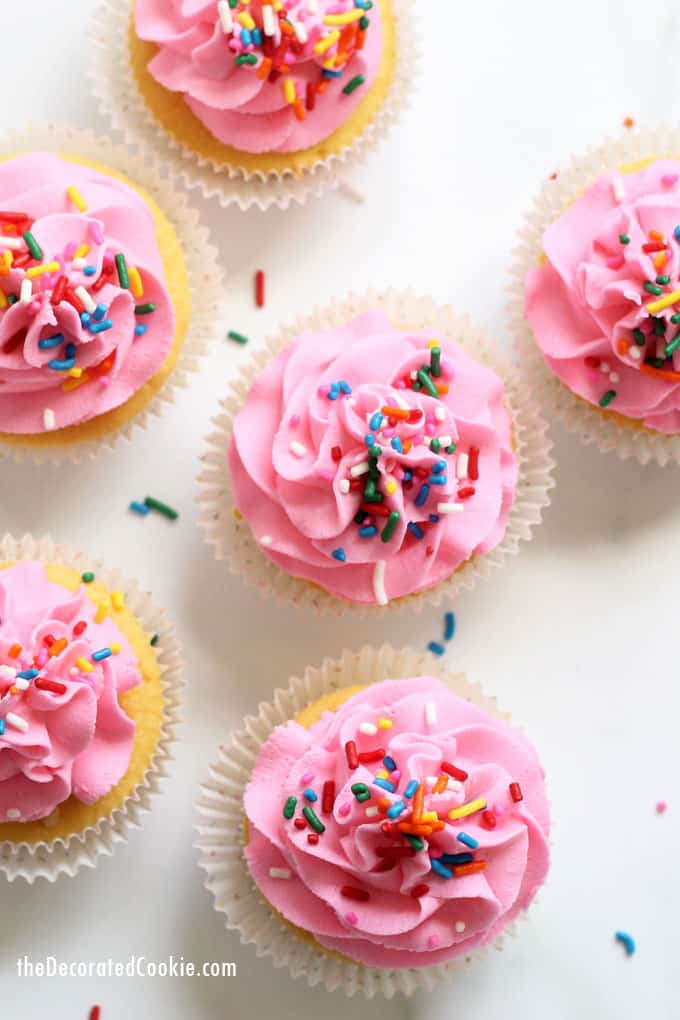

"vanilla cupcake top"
[0, 153, 175, 435]
[526, 159, 680, 433]
[229, 310, 518, 605]
[134, 0, 384, 153]
[244, 676, 551, 968]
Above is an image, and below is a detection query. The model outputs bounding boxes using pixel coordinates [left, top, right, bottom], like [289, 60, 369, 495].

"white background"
[1, 1, 678, 1017]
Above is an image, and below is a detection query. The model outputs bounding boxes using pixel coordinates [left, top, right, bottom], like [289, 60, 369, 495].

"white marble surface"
[1, 0, 679, 1017]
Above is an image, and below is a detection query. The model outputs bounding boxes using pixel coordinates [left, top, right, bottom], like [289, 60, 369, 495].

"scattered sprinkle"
[254, 270, 265, 308]
[144, 496, 179, 520]
[81, 572, 95, 584]
[656, 800, 667, 814]
[614, 931, 636, 956]
[129, 501, 150, 516]
[228, 330, 249, 345]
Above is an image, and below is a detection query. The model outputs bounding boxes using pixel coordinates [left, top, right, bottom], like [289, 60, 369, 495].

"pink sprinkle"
[413, 432, 425, 446]
[440, 359, 455, 380]
[301, 772, 315, 785]
[88, 220, 104, 244]
[427, 934, 440, 949]
[63, 241, 77, 261]
[656, 801, 667, 814]
[391, 770, 401, 783]
[425, 424, 436, 436]
[662, 174, 679, 187]
[318, 468, 334, 481]
[36, 649, 48, 668]
[345, 911, 358, 925]
[363, 516, 374, 527]
[382, 427, 396, 438]
[393, 467, 405, 481]
[289, 414, 301, 428]
[317, 385, 328, 398]
[338, 801, 352, 817]
[394, 380, 406, 389]
[606, 255, 625, 270]
[30, 300, 41, 314]
[103, 251, 114, 267]
[98, 375, 110, 388]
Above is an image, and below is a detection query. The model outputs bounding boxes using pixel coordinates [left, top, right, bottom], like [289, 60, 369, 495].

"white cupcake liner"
[197, 289, 555, 616]
[0, 533, 182, 883]
[0, 123, 222, 466]
[509, 125, 680, 467]
[88, 0, 418, 211]
[195, 644, 540, 999]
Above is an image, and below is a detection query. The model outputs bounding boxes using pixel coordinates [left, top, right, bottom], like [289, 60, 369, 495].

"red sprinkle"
[441, 761, 469, 782]
[457, 486, 476, 500]
[35, 678, 67, 695]
[89, 1009, 101, 1020]
[584, 355, 601, 369]
[468, 446, 480, 481]
[306, 81, 317, 111]
[509, 782, 523, 803]
[322, 780, 335, 814]
[294, 817, 307, 830]
[43, 634, 55, 647]
[307, 833, 319, 845]
[481, 809, 497, 829]
[357, 748, 385, 764]
[380, 821, 394, 834]
[642, 241, 666, 253]
[73, 620, 87, 637]
[51, 275, 67, 306]
[410, 884, 430, 898]
[0, 211, 29, 223]
[373, 858, 397, 872]
[345, 740, 359, 770]
[375, 845, 416, 858]
[360, 502, 391, 517]
[63, 287, 85, 313]
[341, 886, 370, 902]
[254, 270, 265, 308]
[331, 446, 342, 462]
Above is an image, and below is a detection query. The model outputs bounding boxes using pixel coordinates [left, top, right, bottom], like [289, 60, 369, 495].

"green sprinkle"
[653, 317, 667, 336]
[150, 634, 159, 647]
[665, 332, 680, 357]
[144, 496, 179, 521]
[363, 477, 377, 500]
[23, 231, 43, 261]
[403, 834, 424, 851]
[351, 783, 370, 802]
[236, 54, 258, 66]
[644, 282, 663, 296]
[411, 380, 422, 392]
[283, 796, 297, 820]
[354, 509, 368, 525]
[430, 438, 441, 454]
[368, 445, 381, 459]
[359, 15, 370, 30]
[417, 368, 439, 398]
[227, 330, 249, 345]
[646, 357, 665, 368]
[381, 510, 400, 543]
[228, 0, 238, 6]
[430, 346, 441, 378]
[671, 313, 680, 325]
[7, 294, 17, 306]
[619, 233, 630, 245]
[135, 303, 156, 315]
[115, 253, 130, 290]
[446, 443, 457, 454]
[81, 572, 95, 584]
[633, 328, 647, 346]
[599, 389, 617, 408]
[342, 74, 365, 96]
[657, 275, 671, 285]
[302, 805, 325, 834]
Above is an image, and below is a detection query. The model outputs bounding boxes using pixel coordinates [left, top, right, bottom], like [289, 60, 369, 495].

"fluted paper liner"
[0, 124, 222, 466]
[197, 290, 555, 616]
[195, 644, 543, 998]
[509, 125, 680, 467]
[0, 534, 182, 883]
[89, 0, 418, 212]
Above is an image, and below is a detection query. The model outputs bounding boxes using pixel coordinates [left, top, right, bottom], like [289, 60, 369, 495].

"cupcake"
[513, 131, 680, 465]
[196, 646, 551, 995]
[0, 126, 220, 463]
[91, 0, 414, 209]
[0, 535, 181, 882]
[198, 292, 554, 612]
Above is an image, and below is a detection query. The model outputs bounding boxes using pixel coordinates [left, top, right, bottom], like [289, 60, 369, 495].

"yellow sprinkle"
[233, 508, 242, 520]
[646, 288, 680, 315]
[67, 366, 83, 379]
[127, 265, 144, 299]
[237, 11, 256, 29]
[0, 290, 7, 308]
[375, 769, 389, 780]
[67, 185, 88, 212]
[385, 480, 398, 495]
[420, 811, 439, 823]
[448, 797, 486, 821]
[110, 642, 121, 654]
[428, 338, 439, 349]
[283, 78, 297, 104]
[74, 244, 90, 260]
[26, 261, 60, 279]
[76, 656, 94, 674]
[324, 9, 363, 25]
[95, 602, 108, 624]
[313, 30, 340, 54]
[61, 370, 89, 392]
[377, 717, 393, 730]
[111, 591, 125, 612]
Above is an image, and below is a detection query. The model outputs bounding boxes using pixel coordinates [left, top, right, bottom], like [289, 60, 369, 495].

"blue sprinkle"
[374, 777, 396, 793]
[359, 526, 377, 538]
[415, 484, 430, 507]
[241, 28, 252, 45]
[428, 475, 447, 485]
[383, 755, 397, 772]
[80, 312, 91, 327]
[369, 412, 383, 431]
[252, 27, 263, 44]
[431, 859, 453, 879]
[331, 548, 347, 562]
[93, 303, 107, 322]
[92, 648, 112, 662]
[38, 333, 64, 350]
[65, 343, 76, 359]
[0, 719, 5, 735]
[427, 641, 445, 657]
[615, 931, 636, 956]
[407, 522, 424, 539]
[675, 225, 680, 242]
[322, 68, 343, 78]
[83, 265, 97, 276]
[134, 324, 147, 337]
[444, 612, 456, 641]
[328, 383, 340, 401]
[386, 800, 406, 819]
[457, 832, 478, 849]
[17, 669, 39, 680]
[432, 460, 447, 474]
[429, 514, 440, 523]
[364, 433, 375, 447]
[129, 501, 150, 516]
[338, 381, 352, 394]
[404, 780, 418, 799]
[440, 852, 474, 866]
[303, 788, 318, 803]
[48, 357, 75, 371]
[88, 319, 113, 334]
[390, 436, 403, 453]
[403, 470, 412, 482]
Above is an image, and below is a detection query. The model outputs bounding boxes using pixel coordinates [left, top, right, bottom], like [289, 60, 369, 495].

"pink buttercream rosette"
[88, 0, 417, 210]
[510, 126, 680, 465]
[195, 645, 550, 998]
[197, 291, 555, 615]
[0, 534, 182, 884]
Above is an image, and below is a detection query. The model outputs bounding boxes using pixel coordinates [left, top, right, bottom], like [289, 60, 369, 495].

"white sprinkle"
[20, 278, 32, 303]
[308, 0, 318, 11]
[338, 177, 366, 204]
[359, 722, 378, 736]
[6, 712, 28, 733]
[437, 435, 452, 448]
[346, 397, 357, 407]
[262, 4, 277, 34]
[373, 560, 388, 606]
[612, 176, 625, 203]
[629, 346, 642, 360]
[437, 502, 464, 515]
[350, 461, 370, 477]
[455, 921, 466, 934]
[260, 535, 273, 547]
[0, 236, 24, 251]
[289, 440, 307, 458]
[14, 678, 30, 692]
[424, 701, 437, 727]
[217, 0, 233, 33]
[365, 806, 380, 818]
[610, 372, 620, 384]
[410, 370, 418, 381]
[72, 257, 86, 269]
[448, 779, 463, 794]
[43, 408, 56, 431]
[434, 406, 446, 422]
[292, 19, 308, 43]
[269, 867, 292, 880]
[5, 808, 21, 821]
[600, 361, 611, 374]
[339, 479, 351, 495]
[75, 285, 96, 314]
[457, 452, 469, 479]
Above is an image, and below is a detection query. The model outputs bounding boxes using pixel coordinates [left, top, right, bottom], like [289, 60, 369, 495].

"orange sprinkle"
[279, 18, 294, 34]
[397, 823, 433, 837]
[381, 405, 410, 420]
[649, 229, 665, 243]
[617, 339, 629, 356]
[433, 774, 448, 795]
[435, 383, 449, 396]
[356, 29, 366, 50]
[48, 637, 68, 657]
[640, 363, 680, 383]
[453, 861, 487, 877]
[412, 783, 424, 822]
[257, 57, 273, 80]
[8, 643, 21, 658]
[654, 251, 668, 271]
[377, 797, 391, 812]
[293, 100, 306, 122]
[623, 116, 635, 129]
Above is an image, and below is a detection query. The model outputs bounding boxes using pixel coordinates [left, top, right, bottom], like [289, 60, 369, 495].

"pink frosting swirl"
[525, 159, 680, 433]
[134, 0, 383, 153]
[0, 153, 175, 435]
[244, 677, 551, 967]
[0, 562, 141, 824]
[229, 310, 518, 605]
